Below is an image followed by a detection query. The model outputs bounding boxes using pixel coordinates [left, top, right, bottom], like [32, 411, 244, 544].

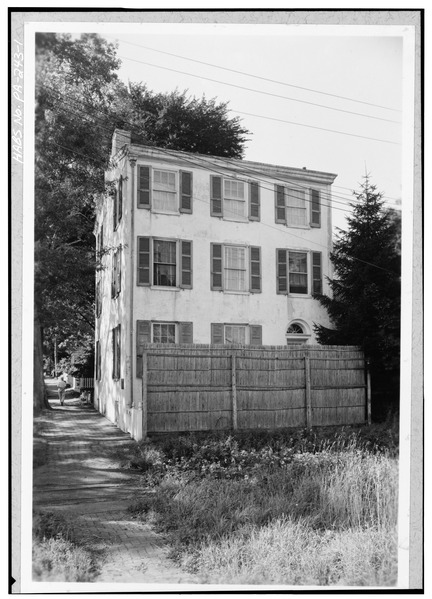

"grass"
[129, 422, 399, 586]
[33, 511, 102, 582]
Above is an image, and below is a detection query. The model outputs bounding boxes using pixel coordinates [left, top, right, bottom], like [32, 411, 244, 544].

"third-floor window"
[137, 165, 192, 214]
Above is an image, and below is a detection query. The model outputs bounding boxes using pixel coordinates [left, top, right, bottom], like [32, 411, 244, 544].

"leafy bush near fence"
[129, 423, 398, 586]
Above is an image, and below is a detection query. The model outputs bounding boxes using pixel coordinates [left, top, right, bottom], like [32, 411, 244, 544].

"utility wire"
[232, 110, 400, 146]
[37, 82, 399, 207]
[107, 37, 401, 113]
[41, 134, 399, 275]
[118, 55, 401, 125]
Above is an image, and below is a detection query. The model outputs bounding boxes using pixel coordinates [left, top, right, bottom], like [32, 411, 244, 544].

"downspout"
[129, 156, 137, 408]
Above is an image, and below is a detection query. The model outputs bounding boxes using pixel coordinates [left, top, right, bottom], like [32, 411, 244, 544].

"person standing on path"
[57, 375, 67, 406]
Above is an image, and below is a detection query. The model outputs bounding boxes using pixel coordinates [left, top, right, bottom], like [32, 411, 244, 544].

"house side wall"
[96, 144, 337, 438]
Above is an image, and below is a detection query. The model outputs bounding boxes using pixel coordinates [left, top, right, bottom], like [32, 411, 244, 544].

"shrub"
[33, 512, 99, 582]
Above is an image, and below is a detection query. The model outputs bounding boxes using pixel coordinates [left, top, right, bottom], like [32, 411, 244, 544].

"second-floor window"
[210, 176, 260, 222]
[137, 237, 193, 289]
[276, 249, 322, 295]
[211, 244, 261, 293]
[137, 166, 192, 214]
[275, 185, 321, 228]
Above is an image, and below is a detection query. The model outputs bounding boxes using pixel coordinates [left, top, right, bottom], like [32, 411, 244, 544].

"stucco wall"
[95, 144, 337, 436]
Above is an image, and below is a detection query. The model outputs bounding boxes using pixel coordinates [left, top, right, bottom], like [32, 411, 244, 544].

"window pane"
[224, 180, 244, 199]
[153, 191, 177, 212]
[154, 240, 176, 286]
[224, 246, 247, 291]
[289, 252, 307, 293]
[153, 323, 176, 344]
[224, 199, 246, 219]
[287, 189, 307, 226]
[154, 170, 176, 191]
[289, 252, 307, 273]
[225, 325, 246, 344]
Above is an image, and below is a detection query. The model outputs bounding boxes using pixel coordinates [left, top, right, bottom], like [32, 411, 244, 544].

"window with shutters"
[111, 248, 122, 297]
[211, 176, 260, 222]
[137, 237, 192, 289]
[211, 243, 261, 293]
[137, 165, 192, 214]
[274, 185, 321, 228]
[112, 324, 121, 380]
[136, 320, 193, 375]
[276, 250, 322, 296]
[211, 323, 262, 345]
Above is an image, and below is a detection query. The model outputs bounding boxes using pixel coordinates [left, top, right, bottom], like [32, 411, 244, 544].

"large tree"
[314, 176, 401, 420]
[34, 33, 250, 412]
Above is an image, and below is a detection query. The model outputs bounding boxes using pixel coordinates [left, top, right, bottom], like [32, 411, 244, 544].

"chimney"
[112, 129, 131, 156]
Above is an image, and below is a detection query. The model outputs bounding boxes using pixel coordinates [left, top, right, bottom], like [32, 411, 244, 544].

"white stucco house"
[94, 130, 337, 438]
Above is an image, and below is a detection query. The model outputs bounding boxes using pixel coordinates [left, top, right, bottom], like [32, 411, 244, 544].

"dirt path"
[33, 383, 199, 585]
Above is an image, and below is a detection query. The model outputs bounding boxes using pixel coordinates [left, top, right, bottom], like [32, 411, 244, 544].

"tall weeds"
[130, 426, 398, 586]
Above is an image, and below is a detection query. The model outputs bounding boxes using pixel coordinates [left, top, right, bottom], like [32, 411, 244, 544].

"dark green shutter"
[311, 189, 321, 227]
[180, 171, 193, 213]
[179, 322, 193, 344]
[250, 325, 262, 346]
[275, 185, 286, 224]
[180, 240, 193, 288]
[112, 328, 115, 379]
[276, 249, 288, 294]
[249, 181, 260, 221]
[111, 253, 116, 297]
[312, 252, 322, 294]
[210, 175, 223, 216]
[117, 249, 121, 294]
[137, 237, 151, 285]
[138, 166, 151, 209]
[211, 243, 223, 290]
[250, 246, 261, 293]
[118, 176, 123, 223]
[116, 324, 121, 380]
[136, 320, 151, 377]
[211, 323, 224, 344]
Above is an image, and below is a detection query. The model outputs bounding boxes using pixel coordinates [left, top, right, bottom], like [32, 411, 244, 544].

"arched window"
[286, 321, 310, 345]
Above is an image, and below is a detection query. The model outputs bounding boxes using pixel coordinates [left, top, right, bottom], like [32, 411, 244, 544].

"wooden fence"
[139, 344, 370, 435]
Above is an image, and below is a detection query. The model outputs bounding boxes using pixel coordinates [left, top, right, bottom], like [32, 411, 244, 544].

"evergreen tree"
[314, 176, 401, 418]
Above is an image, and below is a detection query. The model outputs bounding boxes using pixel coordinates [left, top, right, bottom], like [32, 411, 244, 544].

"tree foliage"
[34, 33, 250, 409]
[314, 176, 401, 417]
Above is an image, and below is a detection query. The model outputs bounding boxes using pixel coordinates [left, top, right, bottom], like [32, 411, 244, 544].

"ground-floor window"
[136, 320, 193, 376]
[285, 321, 310, 344]
[211, 323, 262, 345]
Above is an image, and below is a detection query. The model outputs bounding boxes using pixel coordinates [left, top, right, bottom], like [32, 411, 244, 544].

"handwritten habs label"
[12, 39, 23, 164]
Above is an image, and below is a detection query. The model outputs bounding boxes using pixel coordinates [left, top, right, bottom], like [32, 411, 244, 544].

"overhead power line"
[118, 54, 401, 125]
[41, 141, 399, 276]
[232, 110, 400, 146]
[108, 37, 401, 113]
[37, 85, 402, 203]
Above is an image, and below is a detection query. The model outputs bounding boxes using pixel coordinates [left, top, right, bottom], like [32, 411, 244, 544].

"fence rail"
[138, 344, 369, 435]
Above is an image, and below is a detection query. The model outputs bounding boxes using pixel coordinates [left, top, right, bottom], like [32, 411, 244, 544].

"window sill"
[152, 210, 181, 217]
[150, 286, 180, 292]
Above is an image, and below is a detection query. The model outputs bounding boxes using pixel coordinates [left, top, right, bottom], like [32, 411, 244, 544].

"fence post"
[231, 353, 238, 430]
[304, 355, 312, 428]
[141, 350, 148, 439]
[366, 359, 372, 425]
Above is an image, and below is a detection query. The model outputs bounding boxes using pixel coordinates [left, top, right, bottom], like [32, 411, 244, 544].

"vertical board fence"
[139, 344, 369, 435]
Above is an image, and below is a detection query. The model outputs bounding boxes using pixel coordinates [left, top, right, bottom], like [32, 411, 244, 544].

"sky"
[98, 25, 404, 232]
